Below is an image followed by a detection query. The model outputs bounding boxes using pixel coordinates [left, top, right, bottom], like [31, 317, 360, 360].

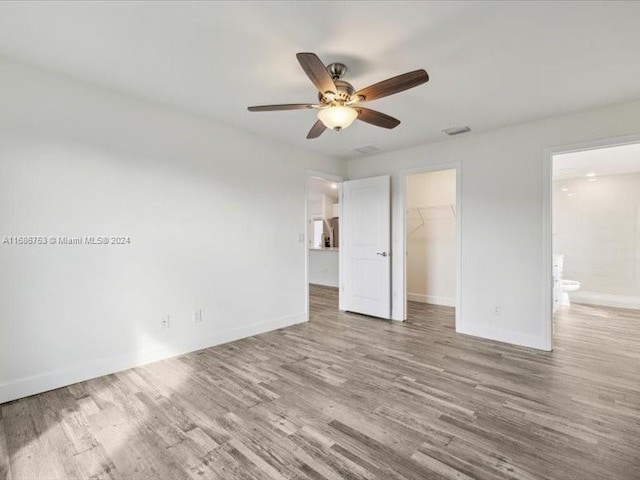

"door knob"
[376, 251, 388, 257]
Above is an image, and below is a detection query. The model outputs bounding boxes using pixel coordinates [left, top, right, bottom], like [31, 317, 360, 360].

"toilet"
[561, 279, 581, 306]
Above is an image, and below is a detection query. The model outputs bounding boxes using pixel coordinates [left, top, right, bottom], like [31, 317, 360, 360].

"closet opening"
[404, 168, 458, 323]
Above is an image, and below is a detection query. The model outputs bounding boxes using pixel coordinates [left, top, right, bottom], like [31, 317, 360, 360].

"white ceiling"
[553, 142, 640, 180]
[1, 1, 640, 160]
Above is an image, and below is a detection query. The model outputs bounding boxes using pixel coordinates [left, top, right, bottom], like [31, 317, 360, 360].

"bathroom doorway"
[550, 140, 640, 336]
[404, 167, 459, 323]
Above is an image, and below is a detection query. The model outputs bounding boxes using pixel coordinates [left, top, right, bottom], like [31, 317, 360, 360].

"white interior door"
[342, 175, 391, 319]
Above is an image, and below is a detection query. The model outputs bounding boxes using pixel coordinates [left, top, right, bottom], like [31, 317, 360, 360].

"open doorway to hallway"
[552, 141, 640, 333]
[306, 175, 341, 316]
[404, 168, 458, 320]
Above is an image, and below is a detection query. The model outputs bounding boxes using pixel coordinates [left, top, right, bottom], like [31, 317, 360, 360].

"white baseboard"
[309, 279, 339, 288]
[570, 291, 640, 310]
[0, 312, 306, 404]
[407, 292, 456, 307]
[457, 322, 550, 351]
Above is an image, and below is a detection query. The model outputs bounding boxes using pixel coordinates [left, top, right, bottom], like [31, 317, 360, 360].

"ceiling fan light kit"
[248, 52, 429, 139]
[317, 105, 358, 131]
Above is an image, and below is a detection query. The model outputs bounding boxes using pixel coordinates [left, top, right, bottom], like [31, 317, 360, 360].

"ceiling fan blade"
[353, 69, 429, 103]
[355, 107, 401, 129]
[307, 119, 327, 139]
[296, 52, 337, 95]
[248, 104, 315, 112]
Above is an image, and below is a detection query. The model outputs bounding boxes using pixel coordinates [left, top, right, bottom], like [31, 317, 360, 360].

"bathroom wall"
[406, 170, 457, 306]
[553, 172, 640, 309]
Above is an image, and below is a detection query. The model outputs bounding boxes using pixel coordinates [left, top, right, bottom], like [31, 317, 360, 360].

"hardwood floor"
[1, 286, 640, 480]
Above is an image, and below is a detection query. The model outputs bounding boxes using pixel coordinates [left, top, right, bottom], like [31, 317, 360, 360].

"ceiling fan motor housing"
[314, 63, 353, 104]
[318, 80, 355, 103]
[327, 62, 347, 80]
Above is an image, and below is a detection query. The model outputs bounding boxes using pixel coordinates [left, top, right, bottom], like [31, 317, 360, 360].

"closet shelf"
[406, 204, 456, 237]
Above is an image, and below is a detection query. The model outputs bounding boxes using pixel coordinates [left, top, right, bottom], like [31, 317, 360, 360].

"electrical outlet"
[160, 315, 170, 329]
[492, 305, 503, 316]
[193, 309, 202, 324]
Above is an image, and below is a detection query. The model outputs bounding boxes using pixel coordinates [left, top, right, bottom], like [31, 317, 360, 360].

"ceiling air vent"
[442, 126, 471, 136]
[354, 145, 381, 155]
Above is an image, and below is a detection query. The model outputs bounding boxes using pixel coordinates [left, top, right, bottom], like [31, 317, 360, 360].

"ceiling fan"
[247, 52, 429, 139]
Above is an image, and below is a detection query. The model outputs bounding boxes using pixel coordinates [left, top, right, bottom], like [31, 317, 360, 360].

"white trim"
[543, 133, 640, 352]
[542, 144, 553, 351]
[304, 170, 343, 316]
[399, 162, 462, 330]
[306, 170, 343, 183]
[338, 187, 345, 311]
[570, 291, 640, 310]
[0, 312, 306, 404]
[457, 323, 548, 351]
[407, 293, 456, 307]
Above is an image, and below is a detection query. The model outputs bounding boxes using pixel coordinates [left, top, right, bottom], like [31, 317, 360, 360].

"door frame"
[542, 132, 640, 351]
[399, 162, 462, 328]
[304, 170, 343, 320]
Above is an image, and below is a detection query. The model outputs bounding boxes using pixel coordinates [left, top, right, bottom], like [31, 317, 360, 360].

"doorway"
[306, 173, 342, 318]
[550, 140, 640, 335]
[402, 165, 461, 325]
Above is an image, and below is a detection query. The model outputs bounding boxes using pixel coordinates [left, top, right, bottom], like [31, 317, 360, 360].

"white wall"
[0, 61, 345, 403]
[321, 194, 334, 220]
[307, 202, 321, 250]
[554, 172, 640, 309]
[308, 200, 322, 217]
[406, 169, 456, 306]
[308, 250, 339, 288]
[347, 99, 640, 350]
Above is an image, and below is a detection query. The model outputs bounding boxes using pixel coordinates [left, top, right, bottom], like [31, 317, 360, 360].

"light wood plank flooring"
[1, 286, 639, 480]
